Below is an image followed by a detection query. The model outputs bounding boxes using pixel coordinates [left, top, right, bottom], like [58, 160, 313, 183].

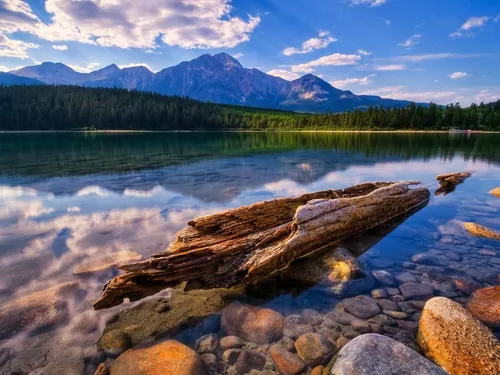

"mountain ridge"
[9, 53, 415, 112]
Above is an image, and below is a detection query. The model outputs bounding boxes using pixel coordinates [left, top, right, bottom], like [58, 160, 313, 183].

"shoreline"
[1, 130, 500, 134]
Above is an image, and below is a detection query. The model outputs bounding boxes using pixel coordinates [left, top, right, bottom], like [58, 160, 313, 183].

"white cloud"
[291, 53, 361, 73]
[118, 63, 154, 72]
[330, 76, 372, 88]
[350, 0, 387, 7]
[0, 65, 9, 72]
[360, 86, 462, 103]
[232, 53, 243, 59]
[385, 20, 391, 26]
[398, 34, 421, 48]
[449, 72, 469, 79]
[0, 0, 260, 50]
[357, 49, 371, 56]
[375, 64, 406, 71]
[283, 31, 337, 56]
[267, 69, 300, 81]
[475, 90, 500, 103]
[52, 44, 68, 51]
[450, 16, 489, 37]
[385, 53, 482, 63]
[0, 31, 38, 59]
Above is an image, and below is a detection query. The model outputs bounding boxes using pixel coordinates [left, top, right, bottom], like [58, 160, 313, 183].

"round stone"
[220, 336, 245, 351]
[269, 344, 306, 375]
[371, 289, 388, 299]
[195, 333, 218, 354]
[342, 296, 381, 319]
[399, 282, 434, 300]
[295, 333, 336, 367]
[98, 330, 132, 358]
[372, 270, 397, 286]
[283, 315, 314, 339]
[466, 286, 500, 328]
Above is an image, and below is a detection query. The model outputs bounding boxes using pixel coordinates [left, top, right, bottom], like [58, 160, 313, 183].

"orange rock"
[466, 286, 500, 328]
[490, 187, 500, 198]
[310, 365, 324, 375]
[110, 340, 202, 375]
[221, 302, 284, 344]
[269, 344, 306, 375]
[462, 222, 500, 240]
[418, 297, 500, 375]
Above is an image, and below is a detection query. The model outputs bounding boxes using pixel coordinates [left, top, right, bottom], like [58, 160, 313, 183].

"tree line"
[1, 85, 499, 131]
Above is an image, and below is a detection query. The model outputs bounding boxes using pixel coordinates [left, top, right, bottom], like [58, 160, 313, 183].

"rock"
[368, 259, 395, 268]
[478, 249, 497, 256]
[418, 297, 500, 375]
[399, 283, 434, 300]
[97, 330, 132, 358]
[411, 253, 447, 266]
[92, 363, 109, 375]
[220, 336, 245, 351]
[283, 315, 314, 339]
[342, 328, 360, 339]
[392, 331, 421, 353]
[490, 187, 500, 198]
[371, 289, 387, 299]
[296, 333, 335, 366]
[396, 272, 419, 284]
[302, 309, 323, 326]
[222, 349, 242, 365]
[402, 262, 416, 269]
[311, 366, 324, 375]
[342, 296, 381, 319]
[336, 336, 350, 348]
[326, 334, 447, 375]
[73, 251, 142, 275]
[351, 320, 371, 333]
[328, 310, 361, 325]
[0, 282, 82, 339]
[452, 278, 482, 295]
[382, 310, 409, 319]
[200, 353, 218, 375]
[376, 299, 400, 311]
[41, 347, 85, 375]
[466, 286, 500, 328]
[235, 350, 266, 375]
[372, 270, 397, 286]
[325, 274, 375, 298]
[221, 302, 284, 344]
[370, 323, 383, 333]
[280, 336, 296, 352]
[195, 333, 218, 354]
[462, 222, 500, 240]
[110, 340, 202, 375]
[368, 314, 396, 327]
[269, 344, 306, 375]
[386, 287, 400, 296]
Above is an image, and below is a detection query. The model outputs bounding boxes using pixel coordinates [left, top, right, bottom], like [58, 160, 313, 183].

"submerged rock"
[462, 222, 500, 240]
[41, 347, 85, 375]
[342, 296, 381, 319]
[98, 330, 132, 358]
[418, 297, 500, 375]
[399, 282, 434, 300]
[220, 336, 245, 350]
[411, 253, 447, 266]
[110, 340, 202, 375]
[195, 333, 219, 354]
[283, 315, 314, 339]
[295, 332, 336, 366]
[325, 334, 447, 375]
[235, 350, 266, 374]
[221, 302, 284, 344]
[270, 344, 306, 375]
[490, 187, 500, 198]
[466, 286, 500, 328]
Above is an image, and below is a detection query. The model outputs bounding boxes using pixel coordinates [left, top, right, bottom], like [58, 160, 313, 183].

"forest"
[0, 85, 499, 131]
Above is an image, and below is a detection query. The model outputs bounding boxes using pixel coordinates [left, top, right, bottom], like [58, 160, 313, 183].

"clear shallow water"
[0, 132, 499, 373]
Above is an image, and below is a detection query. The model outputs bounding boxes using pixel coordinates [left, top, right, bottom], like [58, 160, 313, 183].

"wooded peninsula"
[1, 85, 499, 131]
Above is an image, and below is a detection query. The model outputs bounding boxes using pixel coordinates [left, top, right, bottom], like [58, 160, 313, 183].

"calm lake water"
[0, 132, 499, 374]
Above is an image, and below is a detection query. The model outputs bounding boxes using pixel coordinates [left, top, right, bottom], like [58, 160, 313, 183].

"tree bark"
[93, 181, 430, 310]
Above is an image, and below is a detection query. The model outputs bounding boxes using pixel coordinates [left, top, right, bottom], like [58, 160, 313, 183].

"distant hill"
[10, 53, 415, 112]
[0, 72, 44, 86]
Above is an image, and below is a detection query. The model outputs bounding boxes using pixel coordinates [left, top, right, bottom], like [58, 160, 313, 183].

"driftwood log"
[93, 181, 430, 309]
[435, 172, 472, 195]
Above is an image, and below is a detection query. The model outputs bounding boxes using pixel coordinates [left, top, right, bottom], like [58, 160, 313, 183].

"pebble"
[478, 249, 497, 256]
[269, 344, 306, 375]
[372, 270, 397, 286]
[311, 365, 324, 375]
[382, 310, 409, 319]
[98, 330, 132, 358]
[386, 287, 400, 296]
[342, 296, 381, 319]
[200, 353, 218, 375]
[376, 299, 400, 311]
[279, 336, 296, 352]
[302, 309, 323, 326]
[402, 262, 416, 269]
[371, 289, 388, 299]
[368, 314, 396, 327]
[295, 333, 335, 366]
[235, 350, 266, 375]
[351, 320, 371, 333]
[336, 336, 350, 348]
[222, 349, 242, 365]
[283, 315, 314, 339]
[220, 336, 245, 351]
[399, 282, 434, 300]
[328, 310, 361, 325]
[395, 272, 419, 284]
[195, 333, 218, 354]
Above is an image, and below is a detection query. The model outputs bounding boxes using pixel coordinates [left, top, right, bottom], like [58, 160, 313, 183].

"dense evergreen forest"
[1, 85, 499, 130]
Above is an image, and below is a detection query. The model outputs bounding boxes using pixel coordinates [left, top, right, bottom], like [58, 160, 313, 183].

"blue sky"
[0, 0, 499, 105]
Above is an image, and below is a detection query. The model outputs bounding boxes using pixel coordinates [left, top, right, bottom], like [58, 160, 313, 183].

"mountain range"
[4, 53, 414, 113]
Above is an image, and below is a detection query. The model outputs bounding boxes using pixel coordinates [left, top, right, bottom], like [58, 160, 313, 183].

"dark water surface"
[0, 132, 499, 373]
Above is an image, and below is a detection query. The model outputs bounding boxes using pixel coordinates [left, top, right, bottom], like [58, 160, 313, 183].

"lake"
[0, 132, 499, 374]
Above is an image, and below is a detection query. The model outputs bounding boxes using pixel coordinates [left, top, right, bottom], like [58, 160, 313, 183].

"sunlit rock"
[466, 286, 500, 328]
[462, 222, 500, 240]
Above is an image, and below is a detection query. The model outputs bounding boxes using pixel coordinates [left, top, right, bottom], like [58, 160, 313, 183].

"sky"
[0, 0, 499, 105]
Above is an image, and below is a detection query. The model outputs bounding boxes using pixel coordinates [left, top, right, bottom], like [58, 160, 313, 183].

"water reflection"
[0, 133, 499, 373]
